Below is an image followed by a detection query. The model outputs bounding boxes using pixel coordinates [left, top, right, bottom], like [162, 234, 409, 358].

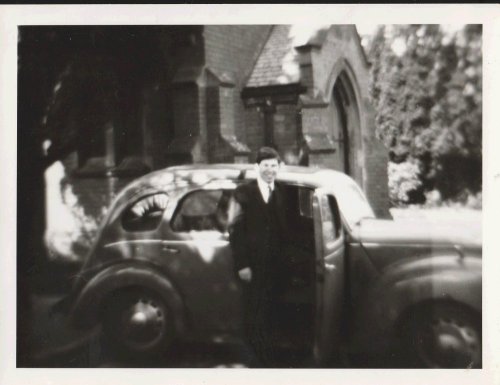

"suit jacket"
[228, 180, 289, 283]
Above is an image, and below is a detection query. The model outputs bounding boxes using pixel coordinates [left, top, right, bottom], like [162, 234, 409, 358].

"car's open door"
[312, 189, 346, 365]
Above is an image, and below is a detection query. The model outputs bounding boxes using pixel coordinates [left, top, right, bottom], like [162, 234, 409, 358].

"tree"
[368, 24, 482, 205]
[431, 25, 482, 199]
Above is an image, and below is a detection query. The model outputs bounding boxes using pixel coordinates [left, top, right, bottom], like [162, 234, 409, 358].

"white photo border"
[1, 4, 499, 385]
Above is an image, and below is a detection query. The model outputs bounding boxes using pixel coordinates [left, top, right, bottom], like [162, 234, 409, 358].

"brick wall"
[273, 104, 300, 162]
[361, 100, 390, 218]
[204, 26, 272, 143]
[363, 122, 391, 218]
[298, 26, 390, 217]
[243, 104, 301, 164]
[245, 108, 265, 157]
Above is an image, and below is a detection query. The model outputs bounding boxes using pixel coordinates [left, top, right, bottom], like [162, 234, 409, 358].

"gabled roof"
[246, 25, 300, 88]
[245, 24, 368, 89]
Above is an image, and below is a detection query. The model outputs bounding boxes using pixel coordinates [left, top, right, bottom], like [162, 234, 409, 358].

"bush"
[465, 191, 482, 209]
[420, 188, 482, 209]
[388, 160, 423, 206]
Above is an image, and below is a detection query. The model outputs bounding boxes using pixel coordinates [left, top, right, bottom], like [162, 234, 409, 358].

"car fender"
[69, 261, 186, 336]
[349, 254, 481, 353]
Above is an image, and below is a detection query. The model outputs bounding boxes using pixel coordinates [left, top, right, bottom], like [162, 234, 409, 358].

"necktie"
[267, 184, 273, 203]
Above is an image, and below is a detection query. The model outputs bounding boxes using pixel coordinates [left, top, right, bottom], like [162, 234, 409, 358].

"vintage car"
[67, 164, 482, 368]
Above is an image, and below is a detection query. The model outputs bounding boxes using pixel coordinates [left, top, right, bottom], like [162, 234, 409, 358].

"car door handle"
[162, 245, 180, 254]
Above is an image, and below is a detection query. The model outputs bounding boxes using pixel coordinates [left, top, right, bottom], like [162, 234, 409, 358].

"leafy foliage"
[368, 25, 482, 206]
[387, 160, 422, 205]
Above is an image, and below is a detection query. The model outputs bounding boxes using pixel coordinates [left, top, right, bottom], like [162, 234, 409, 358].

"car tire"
[101, 287, 174, 359]
[398, 301, 481, 368]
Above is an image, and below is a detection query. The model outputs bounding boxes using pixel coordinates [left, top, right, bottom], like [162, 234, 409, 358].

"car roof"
[166, 163, 316, 174]
[111, 163, 356, 210]
[151, 163, 351, 187]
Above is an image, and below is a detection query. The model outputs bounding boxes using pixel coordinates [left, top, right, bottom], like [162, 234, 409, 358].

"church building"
[37, 25, 389, 237]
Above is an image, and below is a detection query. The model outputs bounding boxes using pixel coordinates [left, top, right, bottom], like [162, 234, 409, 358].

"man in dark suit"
[228, 147, 289, 367]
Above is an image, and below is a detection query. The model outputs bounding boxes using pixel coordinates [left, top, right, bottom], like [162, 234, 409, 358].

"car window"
[122, 193, 169, 232]
[319, 194, 341, 250]
[328, 195, 342, 238]
[299, 187, 314, 218]
[171, 189, 232, 233]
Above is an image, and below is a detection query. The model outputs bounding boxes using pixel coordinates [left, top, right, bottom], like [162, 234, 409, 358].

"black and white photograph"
[1, 4, 499, 385]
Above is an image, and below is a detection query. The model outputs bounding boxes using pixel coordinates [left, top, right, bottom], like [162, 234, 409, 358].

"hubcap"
[119, 296, 166, 350]
[418, 314, 480, 368]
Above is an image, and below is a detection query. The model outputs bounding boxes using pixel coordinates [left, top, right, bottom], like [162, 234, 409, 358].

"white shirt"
[257, 176, 275, 203]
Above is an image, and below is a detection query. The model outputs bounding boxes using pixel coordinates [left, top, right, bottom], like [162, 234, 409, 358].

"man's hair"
[255, 146, 281, 164]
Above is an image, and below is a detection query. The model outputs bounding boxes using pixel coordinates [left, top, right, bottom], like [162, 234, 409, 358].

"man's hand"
[238, 267, 252, 282]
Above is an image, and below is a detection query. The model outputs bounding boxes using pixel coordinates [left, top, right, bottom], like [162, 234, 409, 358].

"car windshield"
[331, 178, 375, 228]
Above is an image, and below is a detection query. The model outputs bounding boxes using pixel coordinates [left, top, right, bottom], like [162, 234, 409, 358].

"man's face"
[257, 158, 280, 184]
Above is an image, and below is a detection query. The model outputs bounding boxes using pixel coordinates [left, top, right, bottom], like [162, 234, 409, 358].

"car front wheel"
[399, 301, 481, 368]
[102, 287, 174, 358]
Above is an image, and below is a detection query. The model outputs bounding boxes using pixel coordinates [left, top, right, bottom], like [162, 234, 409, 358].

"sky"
[356, 23, 379, 37]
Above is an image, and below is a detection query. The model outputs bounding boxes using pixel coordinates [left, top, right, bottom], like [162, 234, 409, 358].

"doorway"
[330, 72, 361, 180]
[332, 82, 351, 175]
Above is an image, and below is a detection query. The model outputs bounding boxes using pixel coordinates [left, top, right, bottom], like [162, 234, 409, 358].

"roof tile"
[246, 25, 300, 88]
